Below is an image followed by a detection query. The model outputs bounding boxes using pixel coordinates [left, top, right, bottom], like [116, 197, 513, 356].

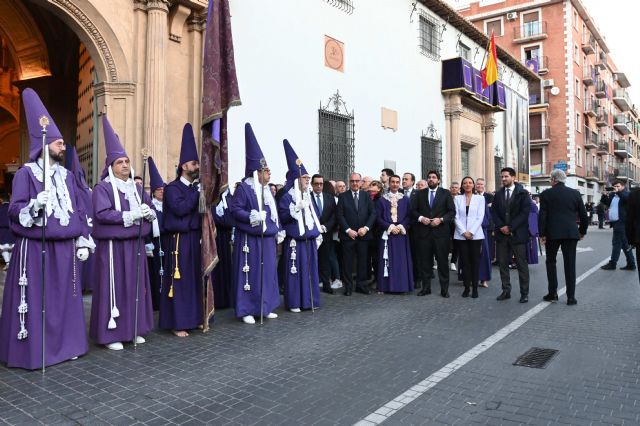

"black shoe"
[462, 288, 470, 298]
[322, 284, 334, 295]
[567, 298, 577, 305]
[496, 291, 511, 301]
[471, 289, 478, 298]
[601, 263, 616, 270]
[519, 295, 528, 303]
[542, 293, 559, 302]
[355, 286, 372, 295]
[441, 290, 450, 298]
[620, 264, 637, 271]
[417, 288, 431, 296]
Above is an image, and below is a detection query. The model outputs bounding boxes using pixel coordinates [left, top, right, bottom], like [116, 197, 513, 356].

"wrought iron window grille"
[319, 91, 355, 182]
[323, 0, 354, 15]
[421, 122, 442, 179]
[418, 12, 440, 61]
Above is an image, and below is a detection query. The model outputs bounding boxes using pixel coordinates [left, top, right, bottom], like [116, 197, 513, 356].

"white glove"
[34, 191, 49, 211]
[320, 225, 327, 233]
[130, 208, 143, 221]
[140, 204, 154, 220]
[249, 209, 262, 227]
[259, 210, 267, 222]
[76, 248, 89, 261]
[276, 230, 286, 244]
[296, 199, 309, 212]
[145, 243, 155, 257]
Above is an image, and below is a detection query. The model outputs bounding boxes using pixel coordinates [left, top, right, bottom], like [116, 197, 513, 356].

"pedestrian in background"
[538, 169, 588, 305]
[625, 186, 640, 285]
[600, 180, 636, 271]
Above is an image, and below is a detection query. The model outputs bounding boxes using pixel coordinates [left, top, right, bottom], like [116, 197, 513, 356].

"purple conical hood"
[283, 139, 308, 187]
[148, 156, 164, 192]
[65, 144, 89, 189]
[244, 123, 268, 178]
[22, 88, 64, 161]
[178, 123, 199, 167]
[100, 115, 128, 180]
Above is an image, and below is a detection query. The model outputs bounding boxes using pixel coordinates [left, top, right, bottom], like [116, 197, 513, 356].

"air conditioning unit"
[506, 12, 518, 20]
[542, 79, 554, 88]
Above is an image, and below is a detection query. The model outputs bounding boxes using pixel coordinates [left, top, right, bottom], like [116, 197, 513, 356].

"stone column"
[143, 0, 169, 177]
[187, 13, 206, 137]
[445, 93, 463, 185]
[483, 114, 497, 192]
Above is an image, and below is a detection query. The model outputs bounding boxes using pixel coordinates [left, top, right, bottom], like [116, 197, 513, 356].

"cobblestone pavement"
[0, 228, 639, 425]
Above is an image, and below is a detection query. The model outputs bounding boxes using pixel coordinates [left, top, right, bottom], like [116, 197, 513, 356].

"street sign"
[553, 162, 568, 171]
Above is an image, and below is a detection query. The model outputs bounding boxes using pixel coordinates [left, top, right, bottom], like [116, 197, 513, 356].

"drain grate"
[513, 347, 559, 369]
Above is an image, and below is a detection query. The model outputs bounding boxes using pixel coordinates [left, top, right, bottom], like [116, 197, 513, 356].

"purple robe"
[0, 202, 15, 245]
[278, 190, 321, 310]
[212, 191, 234, 309]
[159, 179, 202, 330]
[527, 201, 539, 265]
[229, 180, 280, 318]
[89, 180, 154, 345]
[376, 194, 414, 293]
[147, 204, 165, 310]
[0, 165, 90, 369]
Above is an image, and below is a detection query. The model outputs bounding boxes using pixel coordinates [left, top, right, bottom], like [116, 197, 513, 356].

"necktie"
[506, 188, 511, 202]
[316, 193, 323, 215]
[354, 191, 359, 210]
[429, 190, 435, 208]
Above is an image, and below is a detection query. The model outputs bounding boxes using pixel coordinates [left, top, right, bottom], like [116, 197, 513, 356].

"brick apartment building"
[459, 0, 639, 200]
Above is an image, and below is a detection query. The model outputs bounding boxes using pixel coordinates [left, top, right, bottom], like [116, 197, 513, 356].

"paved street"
[0, 228, 639, 425]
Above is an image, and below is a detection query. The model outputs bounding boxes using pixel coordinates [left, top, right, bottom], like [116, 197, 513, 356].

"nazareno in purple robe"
[89, 179, 155, 345]
[376, 194, 414, 293]
[212, 190, 234, 309]
[229, 180, 281, 318]
[278, 189, 321, 310]
[0, 164, 92, 369]
[527, 200, 539, 265]
[158, 179, 203, 331]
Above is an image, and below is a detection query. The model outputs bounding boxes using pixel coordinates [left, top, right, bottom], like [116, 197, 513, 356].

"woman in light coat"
[454, 176, 486, 298]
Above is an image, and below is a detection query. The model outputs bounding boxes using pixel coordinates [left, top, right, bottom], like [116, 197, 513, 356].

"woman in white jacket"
[454, 177, 486, 298]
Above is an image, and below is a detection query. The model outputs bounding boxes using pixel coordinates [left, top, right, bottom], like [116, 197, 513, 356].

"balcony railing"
[614, 140, 633, 158]
[586, 166, 602, 181]
[523, 56, 549, 74]
[596, 109, 609, 127]
[529, 93, 546, 106]
[514, 21, 548, 42]
[613, 89, 631, 112]
[596, 142, 610, 155]
[582, 66, 596, 86]
[595, 80, 607, 99]
[530, 125, 550, 144]
[584, 128, 598, 149]
[614, 163, 635, 181]
[584, 99, 598, 117]
[582, 33, 596, 54]
[614, 114, 632, 135]
[595, 51, 607, 70]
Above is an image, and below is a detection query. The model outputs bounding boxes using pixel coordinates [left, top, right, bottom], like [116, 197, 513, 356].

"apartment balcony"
[584, 100, 597, 117]
[528, 93, 548, 108]
[584, 127, 598, 149]
[595, 51, 607, 70]
[614, 114, 632, 135]
[586, 166, 601, 181]
[530, 161, 553, 178]
[595, 80, 607, 99]
[613, 89, 631, 112]
[530, 125, 550, 146]
[582, 34, 596, 54]
[514, 21, 548, 43]
[523, 56, 549, 75]
[596, 142, 610, 155]
[614, 140, 633, 158]
[614, 72, 631, 89]
[614, 163, 633, 181]
[582, 66, 596, 86]
[596, 109, 609, 127]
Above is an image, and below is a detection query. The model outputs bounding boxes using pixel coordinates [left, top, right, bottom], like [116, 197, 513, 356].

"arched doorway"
[0, 0, 114, 191]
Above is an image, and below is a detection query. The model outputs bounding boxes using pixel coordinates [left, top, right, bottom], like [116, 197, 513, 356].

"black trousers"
[416, 236, 449, 293]
[317, 238, 333, 286]
[456, 239, 481, 289]
[341, 239, 369, 290]
[545, 238, 577, 299]
[496, 238, 529, 295]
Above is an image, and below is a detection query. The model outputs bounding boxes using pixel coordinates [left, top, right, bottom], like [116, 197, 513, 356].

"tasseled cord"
[289, 239, 297, 274]
[17, 239, 29, 340]
[382, 231, 389, 278]
[108, 240, 120, 329]
[242, 235, 250, 291]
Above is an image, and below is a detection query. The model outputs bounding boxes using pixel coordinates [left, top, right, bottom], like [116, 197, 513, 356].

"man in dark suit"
[600, 180, 636, 271]
[625, 187, 640, 284]
[491, 167, 531, 303]
[411, 170, 456, 297]
[311, 174, 337, 294]
[336, 172, 377, 296]
[538, 169, 588, 305]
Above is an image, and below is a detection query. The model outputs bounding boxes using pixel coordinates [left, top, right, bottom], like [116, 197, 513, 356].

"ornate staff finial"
[39, 115, 49, 129]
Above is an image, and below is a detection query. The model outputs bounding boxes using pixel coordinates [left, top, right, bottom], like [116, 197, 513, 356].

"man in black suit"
[538, 169, 588, 305]
[336, 172, 376, 295]
[311, 174, 337, 294]
[600, 180, 636, 271]
[625, 187, 640, 284]
[411, 170, 455, 297]
[491, 167, 531, 303]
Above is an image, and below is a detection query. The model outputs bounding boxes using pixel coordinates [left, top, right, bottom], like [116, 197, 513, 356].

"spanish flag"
[481, 31, 498, 89]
